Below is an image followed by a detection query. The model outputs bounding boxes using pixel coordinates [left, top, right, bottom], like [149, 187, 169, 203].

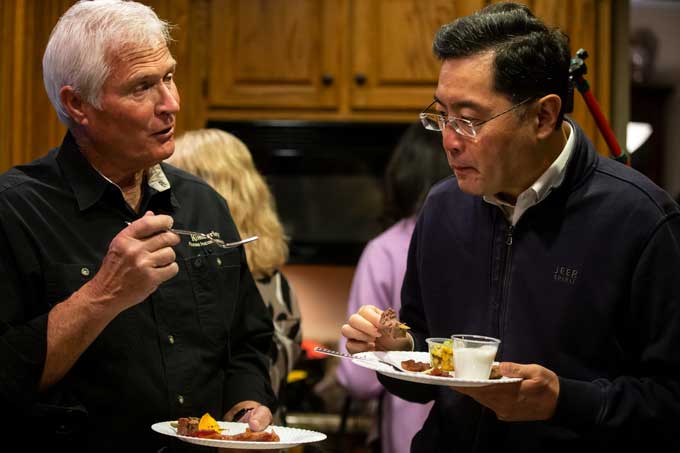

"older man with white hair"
[0, 1, 276, 450]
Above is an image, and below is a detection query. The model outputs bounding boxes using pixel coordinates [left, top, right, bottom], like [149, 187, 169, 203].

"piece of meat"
[177, 417, 199, 436]
[225, 428, 280, 442]
[183, 425, 281, 442]
[427, 367, 452, 377]
[401, 359, 430, 372]
[378, 308, 410, 339]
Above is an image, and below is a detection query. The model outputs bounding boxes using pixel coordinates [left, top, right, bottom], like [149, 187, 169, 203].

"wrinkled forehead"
[103, 44, 175, 85]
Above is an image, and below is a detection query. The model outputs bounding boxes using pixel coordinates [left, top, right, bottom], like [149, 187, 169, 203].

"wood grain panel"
[0, 0, 70, 173]
[209, 0, 344, 109]
[351, 0, 485, 110]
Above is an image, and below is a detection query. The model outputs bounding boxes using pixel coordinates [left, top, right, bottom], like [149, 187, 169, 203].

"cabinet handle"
[354, 73, 367, 86]
[321, 74, 334, 86]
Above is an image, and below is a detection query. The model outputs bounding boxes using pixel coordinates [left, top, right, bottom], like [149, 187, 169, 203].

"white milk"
[453, 345, 498, 380]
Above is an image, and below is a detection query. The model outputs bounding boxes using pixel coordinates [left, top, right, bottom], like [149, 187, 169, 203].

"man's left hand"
[224, 400, 272, 431]
[221, 402, 273, 453]
[451, 362, 559, 422]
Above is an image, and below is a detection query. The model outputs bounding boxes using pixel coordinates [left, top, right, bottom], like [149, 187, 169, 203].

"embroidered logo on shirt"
[188, 231, 221, 247]
[553, 265, 578, 285]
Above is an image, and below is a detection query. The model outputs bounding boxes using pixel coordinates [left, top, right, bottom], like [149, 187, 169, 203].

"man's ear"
[534, 94, 561, 139]
[60, 86, 89, 126]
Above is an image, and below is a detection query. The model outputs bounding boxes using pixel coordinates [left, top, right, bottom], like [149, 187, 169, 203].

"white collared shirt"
[484, 122, 574, 226]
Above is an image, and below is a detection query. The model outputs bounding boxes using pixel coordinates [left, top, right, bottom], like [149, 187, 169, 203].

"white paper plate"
[151, 420, 327, 450]
[353, 351, 522, 387]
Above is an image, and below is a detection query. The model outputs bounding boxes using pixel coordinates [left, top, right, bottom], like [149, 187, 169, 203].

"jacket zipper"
[498, 224, 514, 344]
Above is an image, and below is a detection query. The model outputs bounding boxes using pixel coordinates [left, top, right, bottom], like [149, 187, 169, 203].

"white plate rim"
[353, 351, 522, 387]
[151, 420, 327, 449]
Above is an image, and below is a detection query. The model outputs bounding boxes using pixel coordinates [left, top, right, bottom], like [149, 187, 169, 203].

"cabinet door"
[209, 0, 345, 109]
[350, 0, 485, 111]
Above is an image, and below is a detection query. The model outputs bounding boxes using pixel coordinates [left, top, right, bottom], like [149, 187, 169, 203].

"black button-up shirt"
[0, 133, 276, 451]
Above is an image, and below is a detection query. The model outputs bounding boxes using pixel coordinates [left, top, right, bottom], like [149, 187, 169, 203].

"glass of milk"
[451, 334, 501, 380]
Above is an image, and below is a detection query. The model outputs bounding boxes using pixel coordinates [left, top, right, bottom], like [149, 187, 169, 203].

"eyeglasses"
[419, 97, 534, 138]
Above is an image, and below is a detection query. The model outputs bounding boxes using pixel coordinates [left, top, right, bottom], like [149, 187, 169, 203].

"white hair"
[42, 0, 172, 128]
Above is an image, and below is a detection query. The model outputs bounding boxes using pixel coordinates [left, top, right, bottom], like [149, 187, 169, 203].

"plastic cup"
[426, 337, 454, 371]
[451, 334, 500, 379]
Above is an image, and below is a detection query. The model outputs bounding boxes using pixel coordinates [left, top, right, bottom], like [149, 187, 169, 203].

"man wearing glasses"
[341, 2, 680, 451]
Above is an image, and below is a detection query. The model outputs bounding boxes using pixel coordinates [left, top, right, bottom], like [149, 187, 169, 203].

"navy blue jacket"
[381, 121, 680, 451]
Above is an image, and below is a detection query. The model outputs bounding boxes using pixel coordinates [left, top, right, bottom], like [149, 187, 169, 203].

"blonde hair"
[168, 129, 288, 279]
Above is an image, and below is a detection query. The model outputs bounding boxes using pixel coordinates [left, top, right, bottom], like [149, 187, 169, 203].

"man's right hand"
[340, 305, 412, 354]
[83, 211, 180, 315]
[40, 211, 181, 390]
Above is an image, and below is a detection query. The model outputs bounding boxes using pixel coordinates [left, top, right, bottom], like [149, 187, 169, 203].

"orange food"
[198, 413, 221, 433]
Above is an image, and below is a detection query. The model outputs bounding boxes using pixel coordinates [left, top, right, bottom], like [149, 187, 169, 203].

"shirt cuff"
[551, 377, 604, 428]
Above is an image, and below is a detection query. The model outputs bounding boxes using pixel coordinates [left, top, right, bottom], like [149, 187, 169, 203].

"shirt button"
[194, 257, 203, 268]
[80, 267, 90, 277]
[168, 335, 175, 345]
[216, 257, 222, 266]
[177, 395, 184, 405]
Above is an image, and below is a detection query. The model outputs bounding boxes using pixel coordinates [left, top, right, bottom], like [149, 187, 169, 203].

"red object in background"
[569, 48, 630, 166]
[301, 340, 330, 360]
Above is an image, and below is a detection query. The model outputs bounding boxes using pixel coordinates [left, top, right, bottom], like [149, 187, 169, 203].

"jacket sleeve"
[222, 244, 278, 413]
[378, 220, 438, 404]
[553, 214, 680, 444]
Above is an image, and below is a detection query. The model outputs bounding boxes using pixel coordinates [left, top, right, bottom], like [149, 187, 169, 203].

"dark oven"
[206, 120, 410, 264]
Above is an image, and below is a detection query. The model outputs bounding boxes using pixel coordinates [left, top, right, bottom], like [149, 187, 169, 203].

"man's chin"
[156, 140, 175, 161]
[455, 178, 485, 196]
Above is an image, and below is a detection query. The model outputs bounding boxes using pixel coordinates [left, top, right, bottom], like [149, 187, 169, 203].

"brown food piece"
[401, 359, 430, 372]
[378, 308, 410, 339]
[226, 428, 281, 442]
[489, 364, 502, 379]
[427, 367, 452, 377]
[187, 427, 281, 442]
[177, 417, 199, 436]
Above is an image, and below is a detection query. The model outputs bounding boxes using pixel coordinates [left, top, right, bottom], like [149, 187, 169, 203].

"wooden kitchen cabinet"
[204, 0, 615, 149]
[350, 0, 484, 111]
[205, 0, 469, 120]
[208, 0, 346, 110]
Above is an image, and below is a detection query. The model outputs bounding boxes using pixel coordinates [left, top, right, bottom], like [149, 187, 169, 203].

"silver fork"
[125, 222, 258, 249]
[313, 346, 405, 373]
[169, 228, 259, 249]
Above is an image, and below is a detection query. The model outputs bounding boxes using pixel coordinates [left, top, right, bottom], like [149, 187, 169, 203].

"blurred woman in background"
[336, 122, 451, 453]
[167, 129, 302, 424]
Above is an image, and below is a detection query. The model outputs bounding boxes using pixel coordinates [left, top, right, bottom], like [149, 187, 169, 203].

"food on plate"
[177, 417, 199, 436]
[175, 413, 280, 442]
[198, 412, 221, 433]
[223, 428, 281, 442]
[427, 338, 454, 371]
[489, 363, 502, 379]
[378, 308, 410, 339]
[427, 367, 452, 377]
[401, 359, 430, 372]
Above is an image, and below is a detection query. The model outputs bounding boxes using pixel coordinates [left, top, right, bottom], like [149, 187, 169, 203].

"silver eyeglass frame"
[419, 97, 534, 138]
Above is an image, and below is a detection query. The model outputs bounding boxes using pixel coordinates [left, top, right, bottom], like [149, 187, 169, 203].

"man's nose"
[441, 125, 465, 155]
[156, 82, 180, 116]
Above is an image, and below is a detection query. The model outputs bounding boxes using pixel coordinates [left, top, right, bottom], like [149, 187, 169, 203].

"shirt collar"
[56, 131, 176, 212]
[484, 121, 575, 223]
